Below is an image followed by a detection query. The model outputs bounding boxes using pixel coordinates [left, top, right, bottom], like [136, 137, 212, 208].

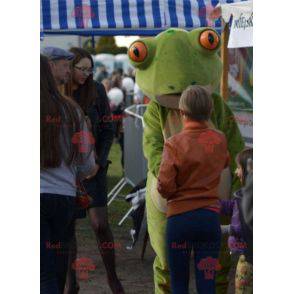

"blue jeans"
[40, 194, 76, 294]
[166, 208, 221, 294]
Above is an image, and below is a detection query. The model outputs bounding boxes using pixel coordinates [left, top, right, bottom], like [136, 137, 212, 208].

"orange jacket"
[157, 120, 230, 217]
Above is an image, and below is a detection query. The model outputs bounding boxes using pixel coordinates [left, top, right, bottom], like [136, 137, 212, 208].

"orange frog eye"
[128, 41, 148, 62]
[199, 30, 220, 50]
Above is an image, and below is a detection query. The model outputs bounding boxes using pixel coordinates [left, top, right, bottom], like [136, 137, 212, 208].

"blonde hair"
[179, 85, 213, 121]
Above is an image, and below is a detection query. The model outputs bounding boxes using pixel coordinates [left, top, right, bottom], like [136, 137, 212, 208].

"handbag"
[74, 178, 93, 218]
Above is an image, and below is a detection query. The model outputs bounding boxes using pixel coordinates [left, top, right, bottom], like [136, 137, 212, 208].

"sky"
[115, 36, 139, 48]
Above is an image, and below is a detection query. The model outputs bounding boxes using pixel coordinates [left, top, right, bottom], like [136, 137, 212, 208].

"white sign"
[221, 1, 253, 48]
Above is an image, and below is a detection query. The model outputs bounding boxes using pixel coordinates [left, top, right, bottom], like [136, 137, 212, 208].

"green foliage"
[82, 36, 128, 55]
[82, 39, 96, 55]
[96, 36, 127, 54]
[96, 45, 128, 55]
[98, 36, 116, 47]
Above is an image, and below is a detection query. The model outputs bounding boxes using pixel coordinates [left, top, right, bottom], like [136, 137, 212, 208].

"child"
[220, 148, 253, 294]
[157, 85, 230, 294]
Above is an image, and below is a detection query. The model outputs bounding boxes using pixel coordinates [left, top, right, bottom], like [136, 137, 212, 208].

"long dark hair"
[40, 54, 82, 168]
[236, 148, 253, 184]
[65, 47, 98, 113]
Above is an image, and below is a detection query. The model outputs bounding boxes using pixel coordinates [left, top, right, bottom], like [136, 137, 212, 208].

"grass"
[107, 142, 134, 227]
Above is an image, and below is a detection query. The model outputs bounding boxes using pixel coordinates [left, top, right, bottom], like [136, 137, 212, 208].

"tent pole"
[220, 21, 229, 101]
[91, 36, 95, 49]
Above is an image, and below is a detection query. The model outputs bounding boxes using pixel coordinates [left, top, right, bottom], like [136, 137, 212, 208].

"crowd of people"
[40, 46, 125, 294]
[96, 62, 145, 168]
[40, 46, 253, 294]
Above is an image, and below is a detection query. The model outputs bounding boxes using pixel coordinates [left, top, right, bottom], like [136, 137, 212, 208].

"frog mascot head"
[128, 28, 244, 294]
[129, 28, 221, 108]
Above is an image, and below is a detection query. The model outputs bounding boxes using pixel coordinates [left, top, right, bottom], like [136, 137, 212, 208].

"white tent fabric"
[41, 0, 249, 36]
[219, 1, 253, 48]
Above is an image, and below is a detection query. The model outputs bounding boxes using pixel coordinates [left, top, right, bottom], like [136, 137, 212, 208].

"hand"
[85, 164, 100, 180]
[221, 225, 231, 235]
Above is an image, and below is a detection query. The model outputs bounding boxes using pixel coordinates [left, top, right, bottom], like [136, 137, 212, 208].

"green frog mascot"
[128, 28, 244, 294]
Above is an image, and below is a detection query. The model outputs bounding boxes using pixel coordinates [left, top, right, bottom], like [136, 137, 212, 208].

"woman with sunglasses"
[64, 47, 124, 294]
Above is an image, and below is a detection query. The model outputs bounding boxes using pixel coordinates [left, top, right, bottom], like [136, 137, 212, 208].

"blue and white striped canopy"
[41, 0, 248, 36]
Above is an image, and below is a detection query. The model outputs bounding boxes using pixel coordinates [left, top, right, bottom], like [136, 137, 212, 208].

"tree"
[82, 39, 96, 55]
[95, 36, 127, 55]
[83, 36, 128, 55]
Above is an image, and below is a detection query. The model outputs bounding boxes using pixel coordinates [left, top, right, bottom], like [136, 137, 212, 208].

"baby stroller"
[124, 179, 149, 259]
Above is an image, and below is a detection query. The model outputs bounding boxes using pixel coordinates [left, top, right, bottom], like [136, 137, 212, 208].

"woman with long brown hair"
[40, 54, 97, 294]
[64, 48, 124, 294]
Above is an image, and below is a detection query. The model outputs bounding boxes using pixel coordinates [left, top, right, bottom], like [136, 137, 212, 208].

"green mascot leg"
[146, 186, 170, 293]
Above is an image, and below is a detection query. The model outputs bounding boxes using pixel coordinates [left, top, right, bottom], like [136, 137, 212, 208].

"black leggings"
[40, 194, 76, 294]
[166, 208, 221, 294]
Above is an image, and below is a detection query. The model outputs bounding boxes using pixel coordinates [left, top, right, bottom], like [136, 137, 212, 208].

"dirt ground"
[75, 217, 235, 294]
[75, 215, 155, 294]
[74, 143, 235, 294]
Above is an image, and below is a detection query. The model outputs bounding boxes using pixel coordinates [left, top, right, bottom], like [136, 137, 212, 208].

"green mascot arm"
[211, 93, 245, 191]
[143, 100, 166, 178]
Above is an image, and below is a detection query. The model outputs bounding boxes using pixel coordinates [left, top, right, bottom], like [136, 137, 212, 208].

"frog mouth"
[155, 85, 213, 109]
[155, 93, 182, 109]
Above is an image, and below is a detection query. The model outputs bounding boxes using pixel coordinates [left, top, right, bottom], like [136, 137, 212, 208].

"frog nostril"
[168, 85, 175, 90]
[191, 81, 196, 85]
